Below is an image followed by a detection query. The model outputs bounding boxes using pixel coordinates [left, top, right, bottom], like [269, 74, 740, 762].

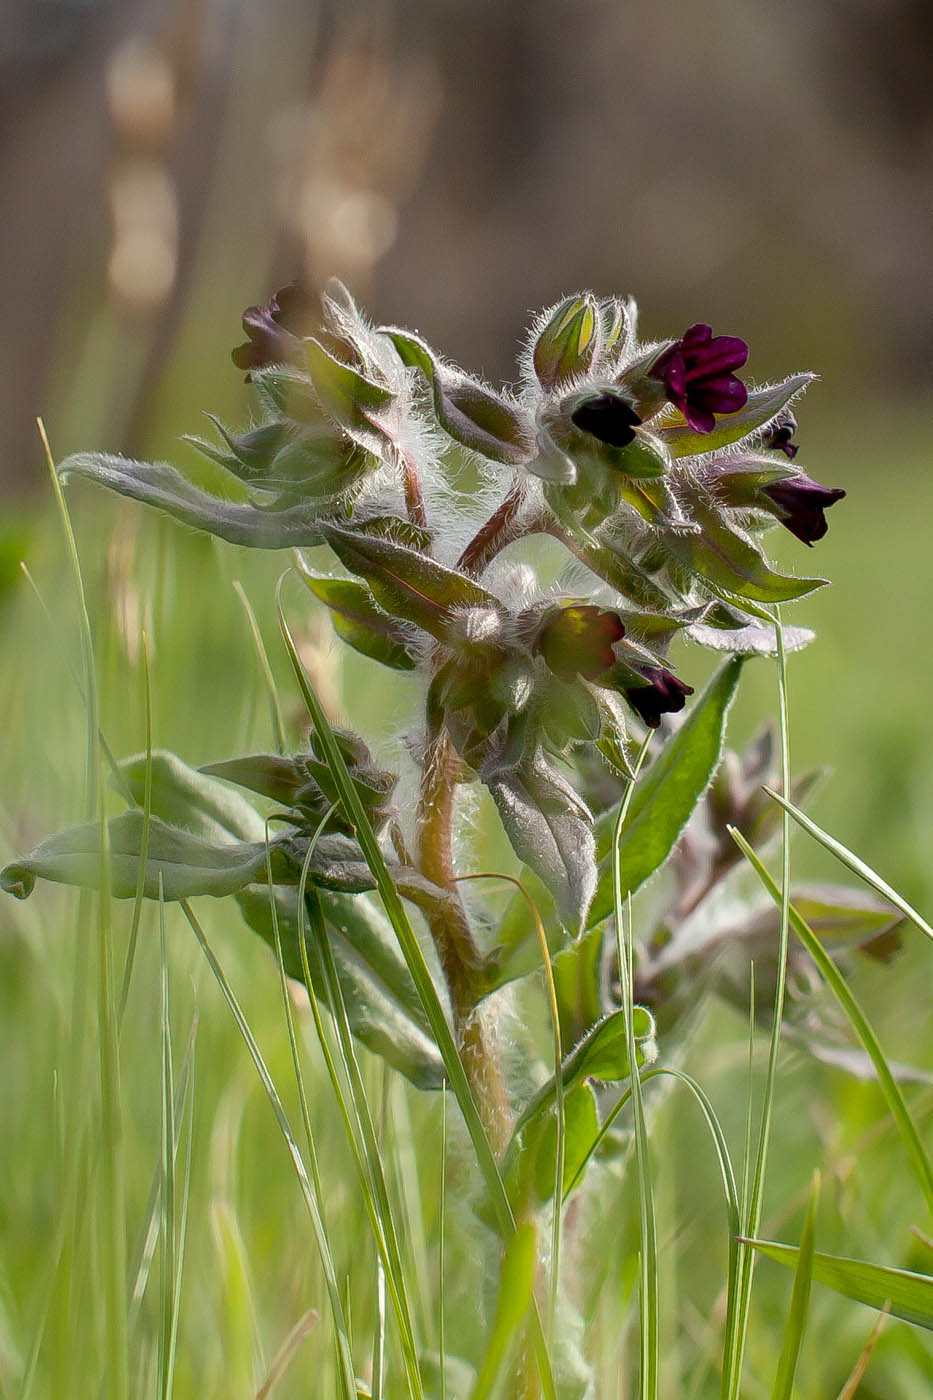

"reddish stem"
[457, 482, 526, 577]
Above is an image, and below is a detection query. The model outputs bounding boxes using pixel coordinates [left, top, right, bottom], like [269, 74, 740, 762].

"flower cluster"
[49, 281, 845, 943]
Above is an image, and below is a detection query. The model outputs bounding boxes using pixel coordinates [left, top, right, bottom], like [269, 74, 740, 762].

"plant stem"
[457, 482, 526, 577]
[418, 732, 512, 1152]
[401, 449, 428, 529]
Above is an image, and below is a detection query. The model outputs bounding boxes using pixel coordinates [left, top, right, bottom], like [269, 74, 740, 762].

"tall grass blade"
[254, 1309, 320, 1400]
[439, 1083, 448, 1400]
[233, 580, 287, 755]
[763, 787, 933, 944]
[770, 1171, 819, 1400]
[729, 828, 933, 1215]
[456, 872, 564, 1329]
[157, 879, 176, 1400]
[180, 899, 358, 1400]
[833, 1306, 890, 1400]
[119, 631, 153, 1021]
[372, 1261, 386, 1400]
[276, 578, 558, 1400]
[467, 1222, 537, 1400]
[727, 608, 792, 1400]
[286, 831, 424, 1400]
[739, 1241, 933, 1330]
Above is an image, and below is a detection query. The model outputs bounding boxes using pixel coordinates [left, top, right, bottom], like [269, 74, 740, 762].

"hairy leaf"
[588, 657, 744, 928]
[486, 752, 596, 933]
[296, 563, 421, 670]
[119, 749, 266, 842]
[320, 522, 501, 642]
[670, 487, 826, 603]
[386, 328, 534, 464]
[1, 812, 293, 901]
[58, 453, 334, 548]
[661, 374, 814, 458]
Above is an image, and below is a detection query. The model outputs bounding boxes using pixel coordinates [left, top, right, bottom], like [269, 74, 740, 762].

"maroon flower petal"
[652, 323, 749, 433]
[625, 667, 694, 728]
[763, 476, 846, 546]
[571, 392, 642, 448]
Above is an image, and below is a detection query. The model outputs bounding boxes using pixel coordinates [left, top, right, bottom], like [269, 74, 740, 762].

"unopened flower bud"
[532, 295, 600, 393]
[762, 408, 799, 459]
[649, 323, 748, 433]
[537, 604, 626, 681]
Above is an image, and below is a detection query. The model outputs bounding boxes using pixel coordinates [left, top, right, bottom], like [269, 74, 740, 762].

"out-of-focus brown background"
[3, 0, 933, 892]
[3, 0, 932, 488]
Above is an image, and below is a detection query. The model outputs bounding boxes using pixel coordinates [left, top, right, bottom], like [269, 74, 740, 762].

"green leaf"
[587, 657, 744, 929]
[236, 885, 443, 1090]
[118, 750, 266, 842]
[514, 1006, 657, 1139]
[1, 812, 291, 901]
[386, 328, 534, 465]
[669, 487, 825, 603]
[296, 564, 420, 670]
[351, 513, 434, 553]
[742, 1240, 933, 1332]
[306, 337, 394, 428]
[58, 453, 335, 549]
[319, 522, 501, 643]
[199, 753, 310, 810]
[486, 753, 596, 934]
[531, 1083, 599, 1202]
[660, 374, 814, 458]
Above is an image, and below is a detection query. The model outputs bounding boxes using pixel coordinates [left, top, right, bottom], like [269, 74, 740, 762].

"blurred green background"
[1, 2, 932, 1395]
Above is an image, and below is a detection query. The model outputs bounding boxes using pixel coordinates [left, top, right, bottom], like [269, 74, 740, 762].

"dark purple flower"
[762, 409, 799, 460]
[625, 667, 694, 728]
[651, 323, 748, 434]
[763, 474, 846, 546]
[571, 391, 642, 448]
[538, 604, 626, 681]
[232, 282, 316, 373]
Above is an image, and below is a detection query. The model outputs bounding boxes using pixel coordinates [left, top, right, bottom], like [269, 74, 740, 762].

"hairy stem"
[400, 449, 428, 529]
[457, 482, 526, 577]
[418, 732, 512, 1152]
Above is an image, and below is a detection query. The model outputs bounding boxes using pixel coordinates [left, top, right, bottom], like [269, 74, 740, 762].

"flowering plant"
[8, 281, 903, 1397]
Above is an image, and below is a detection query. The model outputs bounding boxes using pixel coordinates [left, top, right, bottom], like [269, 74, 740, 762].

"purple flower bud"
[761, 409, 799, 460]
[232, 282, 316, 374]
[625, 667, 694, 728]
[570, 391, 642, 448]
[650, 323, 748, 434]
[762, 474, 846, 546]
[538, 604, 626, 681]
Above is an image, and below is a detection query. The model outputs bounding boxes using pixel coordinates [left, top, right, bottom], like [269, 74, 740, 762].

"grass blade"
[276, 577, 558, 1400]
[181, 899, 358, 1400]
[770, 1171, 819, 1400]
[763, 786, 933, 944]
[730, 828, 933, 1216]
[468, 1222, 537, 1400]
[726, 609, 792, 1400]
[740, 1241, 933, 1330]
